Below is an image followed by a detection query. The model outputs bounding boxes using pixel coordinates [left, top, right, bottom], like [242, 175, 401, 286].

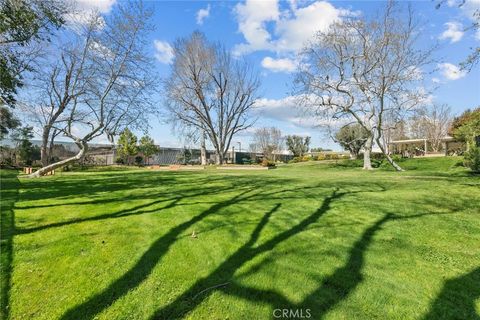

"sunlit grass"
[1, 157, 479, 319]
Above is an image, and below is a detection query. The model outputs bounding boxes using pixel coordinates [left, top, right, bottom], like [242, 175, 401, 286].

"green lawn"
[1, 157, 479, 319]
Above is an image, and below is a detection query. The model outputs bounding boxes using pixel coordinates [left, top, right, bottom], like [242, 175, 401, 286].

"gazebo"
[388, 136, 464, 157]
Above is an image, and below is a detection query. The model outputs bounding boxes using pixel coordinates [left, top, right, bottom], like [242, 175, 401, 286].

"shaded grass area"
[2, 157, 480, 319]
[0, 170, 19, 320]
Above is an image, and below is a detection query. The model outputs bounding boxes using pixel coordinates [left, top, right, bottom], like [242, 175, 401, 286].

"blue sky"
[64, 0, 480, 150]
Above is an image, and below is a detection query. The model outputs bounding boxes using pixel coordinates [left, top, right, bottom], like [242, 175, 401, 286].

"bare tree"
[164, 32, 260, 165]
[252, 127, 283, 161]
[28, 1, 156, 177]
[295, 1, 434, 171]
[409, 104, 452, 152]
[22, 18, 96, 167]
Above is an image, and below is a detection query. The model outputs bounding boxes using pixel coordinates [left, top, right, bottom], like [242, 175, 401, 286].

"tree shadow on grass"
[58, 177, 339, 320]
[149, 188, 352, 319]
[149, 198, 463, 319]
[0, 170, 20, 320]
[59, 185, 262, 320]
[423, 267, 480, 320]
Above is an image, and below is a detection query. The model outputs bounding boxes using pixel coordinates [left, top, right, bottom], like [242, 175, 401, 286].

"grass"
[1, 157, 479, 319]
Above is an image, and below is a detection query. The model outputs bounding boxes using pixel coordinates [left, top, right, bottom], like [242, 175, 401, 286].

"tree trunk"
[47, 129, 58, 164]
[375, 137, 403, 171]
[40, 125, 50, 167]
[28, 140, 88, 177]
[215, 151, 222, 165]
[363, 135, 373, 170]
[200, 131, 207, 165]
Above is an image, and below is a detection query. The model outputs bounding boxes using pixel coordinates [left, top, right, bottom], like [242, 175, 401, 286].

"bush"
[115, 157, 124, 165]
[301, 155, 312, 162]
[135, 156, 143, 166]
[288, 157, 301, 163]
[464, 147, 480, 172]
[261, 159, 276, 167]
[242, 158, 253, 165]
[335, 159, 363, 167]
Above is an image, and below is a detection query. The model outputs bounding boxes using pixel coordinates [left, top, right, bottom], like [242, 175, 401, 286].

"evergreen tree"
[117, 128, 138, 165]
[138, 135, 159, 165]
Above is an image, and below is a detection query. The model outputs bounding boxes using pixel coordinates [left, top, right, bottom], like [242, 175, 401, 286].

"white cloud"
[438, 63, 467, 80]
[254, 95, 321, 127]
[196, 4, 211, 25]
[154, 40, 174, 64]
[234, 0, 280, 54]
[261, 56, 296, 73]
[432, 77, 441, 84]
[439, 22, 464, 43]
[274, 1, 350, 53]
[233, 0, 354, 55]
[74, 0, 116, 13]
[66, 0, 116, 26]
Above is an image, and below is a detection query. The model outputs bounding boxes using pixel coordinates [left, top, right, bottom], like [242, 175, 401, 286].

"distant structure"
[2, 139, 294, 166]
[388, 136, 465, 157]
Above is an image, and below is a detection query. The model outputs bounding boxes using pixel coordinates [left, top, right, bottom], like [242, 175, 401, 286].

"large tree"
[0, 0, 66, 106]
[164, 32, 260, 164]
[295, 1, 434, 171]
[27, 1, 156, 177]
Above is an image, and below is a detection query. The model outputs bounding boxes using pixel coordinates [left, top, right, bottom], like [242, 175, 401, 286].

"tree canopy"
[286, 135, 310, 157]
[0, 0, 66, 106]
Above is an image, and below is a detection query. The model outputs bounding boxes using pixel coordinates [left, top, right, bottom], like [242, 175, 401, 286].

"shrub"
[335, 159, 363, 167]
[135, 156, 143, 165]
[115, 157, 124, 165]
[261, 159, 276, 167]
[242, 158, 253, 165]
[315, 154, 326, 161]
[301, 155, 311, 162]
[289, 157, 301, 163]
[464, 147, 480, 173]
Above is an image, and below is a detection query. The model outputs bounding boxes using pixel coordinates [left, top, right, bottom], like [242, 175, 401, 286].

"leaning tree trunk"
[28, 140, 88, 177]
[363, 135, 373, 170]
[375, 137, 403, 172]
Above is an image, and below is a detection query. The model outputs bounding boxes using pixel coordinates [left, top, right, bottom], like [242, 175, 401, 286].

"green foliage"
[0, 0, 66, 106]
[463, 147, 480, 173]
[177, 147, 192, 164]
[0, 106, 20, 139]
[134, 156, 143, 166]
[138, 135, 159, 164]
[260, 159, 276, 167]
[117, 128, 138, 165]
[450, 107, 480, 146]
[242, 157, 253, 165]
[285, 135, 310, 157]
[335, 124, 369, 159]
[11, 126, 39, 165]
